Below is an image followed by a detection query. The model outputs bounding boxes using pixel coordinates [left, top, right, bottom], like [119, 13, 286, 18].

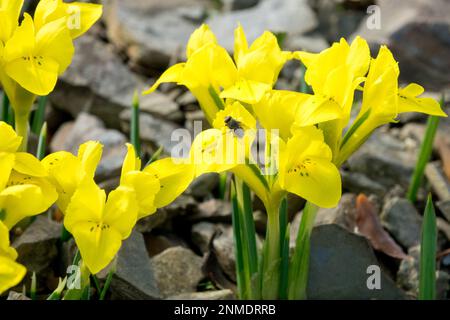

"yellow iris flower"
[64, 180, 138, 275]
[336, 46, 447, 165]
[42, 141, 102, 213]
[0, 122, 57, 229]
[144, 24, 292, 122]
[120, 144, 160, 219]
[190, 101, 256, 176]
[0, 221, 26, 295]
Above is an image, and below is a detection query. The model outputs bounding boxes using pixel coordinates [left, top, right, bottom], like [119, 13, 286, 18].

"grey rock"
[341, 171, 386, 197]
[103, 0, 209, 71]
[207, 0, 317, 52]
[212, 225, 236, 282]
[347, 131, 417, 191]
[353, 0, 450, 91]
[426, 162, 450, 202]
[190, 199, 232, 222]
[397, 246, 449, 299]
[111, 231, 161, 300]
[145, 233, 187, 257]
[136, 195, 198, 233]
[13, 216, 61, 282]
[120, 110, 185, 156]
[188, 173, 220, 200]
[152, 246, 204, 297]
[438, 200, 450, 223]
[381, 197, 422, 249]
[50, 112, 127, 182]
[221, 0, 259, 11]
[307, 224, 405, 299]
[7, 291, 30, 300]
[51, 35, 179, 128]
[167, 289, 235, 300]
[315, 193, 357, 232]
[192, 222, 217, 253]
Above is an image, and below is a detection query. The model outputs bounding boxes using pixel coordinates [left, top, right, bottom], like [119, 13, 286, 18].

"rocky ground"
[5, 0, 450, 300]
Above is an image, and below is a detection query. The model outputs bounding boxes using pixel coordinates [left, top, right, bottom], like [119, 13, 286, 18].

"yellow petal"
[0, 256, 26, 295]
[220, 78, 271, 104]
[70, 221, 122, 275]
[186, 24, 217, 58]
[120, 143, 141, 180]
[13, 152, 47, 177]
[142, 63, 185, 95]
[35, 16, 75, 74]
[77, 141, 102, 180]
[42, 151, 80, 213]
[103, 186, 138, 238]
[0, 153, 15, 191]
[0, 122, 22, 153]
[144, 158, 194, 208]
[234, 23, 248, 65]
[398, 83, 447, 117]
[279, 127, 341, 208]
[120, 171, 159, 219]
[0, 221, 17, 260]
[64, 180, 106, 231]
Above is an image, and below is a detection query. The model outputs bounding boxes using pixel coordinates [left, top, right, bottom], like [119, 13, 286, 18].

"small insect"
[224, 116, 244, 138]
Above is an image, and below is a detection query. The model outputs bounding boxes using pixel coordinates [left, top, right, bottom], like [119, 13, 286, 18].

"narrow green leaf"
[36, 122, 47, 160]
[131, 90, 141, 157]
[299, 64, 311, 94]
[145, 146, 164, 167]
[30, 272, 37, 300]
[31, 96, 47, 135]
[231, 180, 247, 299]
[218, 172, 228, 200]
[1, 92, 9, 123]
[407, 110, 442, 202]
[340, 108, 371, 149]
[419, 195, 437, 300]
[99, 269, 115, 300]
[279, 197, 289, 299]
[288, 201, 319, 300]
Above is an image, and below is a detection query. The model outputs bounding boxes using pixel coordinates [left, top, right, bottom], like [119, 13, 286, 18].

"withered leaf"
[356, 194, 408, 260]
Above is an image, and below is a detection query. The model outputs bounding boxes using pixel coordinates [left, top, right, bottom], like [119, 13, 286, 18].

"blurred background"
[5, 0, 450, 300]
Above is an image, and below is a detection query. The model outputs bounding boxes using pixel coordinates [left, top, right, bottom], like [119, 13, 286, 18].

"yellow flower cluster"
[146, 24, 446, 211]
[0, 0, 102, 149]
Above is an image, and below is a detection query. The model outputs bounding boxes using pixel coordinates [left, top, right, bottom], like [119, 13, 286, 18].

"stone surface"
[347, 131, 417, 191]
[152, 246, 204, 297]
[353, 0, 450, 91]
[167, 289, 235, 300]
[341, 170, 390, 198]
[7, 291, 30, 300]
[212, 225, 236, 282]
[111, 231, 161, 300]
[190, 199, 232, 222]
[381, 197, 422, 249]
[50, 34, 179, 128]
[397, 245, 449, 299]
[207, 0, 317, 52]
[120, 110, 184, 156]
[307, 224, 405, 299]
[13, 216, 61, 288]
[103, 0, 209, 71]
[50, 112, 127, 182]
[426, 162, 450, 202]
[192, 222, 217, 254]
[315, 193, 357, 232]
[188, 173, 220, 200]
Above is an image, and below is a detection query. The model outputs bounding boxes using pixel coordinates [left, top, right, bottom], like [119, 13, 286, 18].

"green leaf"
[340, 109, 371, 149]
[419, 195, 437, 300]
[407, 111, 441, 202]
[31, 96, 47, 135]
[131, 90, 141, 157]
[36, 122, 47, 160]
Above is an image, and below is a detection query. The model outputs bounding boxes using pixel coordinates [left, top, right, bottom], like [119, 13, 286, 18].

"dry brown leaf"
[356, 194, 408, 260]
[436, 137, 450, 182]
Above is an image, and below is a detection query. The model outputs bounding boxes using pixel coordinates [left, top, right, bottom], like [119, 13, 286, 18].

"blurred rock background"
[5, 0, 450, 300]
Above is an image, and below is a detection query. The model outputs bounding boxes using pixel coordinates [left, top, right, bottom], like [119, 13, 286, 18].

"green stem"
[99, 269, 115, 300]
[261, 202, 281, 300]
[15, 113, 29, 152]
[288, 201, 319, 300]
